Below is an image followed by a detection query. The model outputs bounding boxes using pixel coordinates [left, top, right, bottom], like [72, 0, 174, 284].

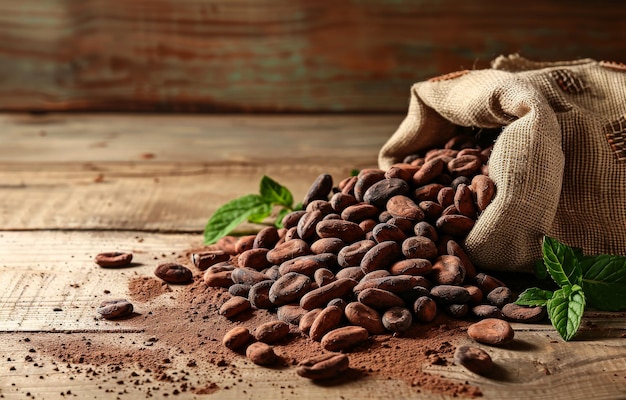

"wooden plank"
[0, 113, 397, 231]
[0, 1, 624, 112]
[0, 231, 624, 399]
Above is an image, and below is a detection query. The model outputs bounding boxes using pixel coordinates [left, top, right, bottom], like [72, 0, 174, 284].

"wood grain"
[0, 1, 624, 112]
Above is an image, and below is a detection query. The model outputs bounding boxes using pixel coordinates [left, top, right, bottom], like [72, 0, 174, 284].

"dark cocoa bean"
[486, 287, 512, 308]
[471, 305, 504, 319]
[360, 241, 401, 274]
[248, 280, 275, 309]
[329, 192, 358, 213]
[363, 178, 410, 208]
[402, 236, 438, 260]
[382, 307, 412, 332]
[235, 235, 257, 254]
[279, 253, 338, 276]
[281, 210, 307, 229]
[268, 272, 311, 306]
[389, 258, 432, 276]
[338, 240, 376, 267]
[310, 237, 345, 255]
[321, 326, 369, 352]
[430, 285, 471, 304]
[296, 353, 350, 380]
[501, 303, 547, 323]
[354, 170, 386, 202]
[454, 346, 494, 375]
[372, 223, 406, 244]
[454, 184, 477, 218]
[413, 296, 437, 322]
[231, 268, 269, 286]
[344, 302, 385, 334]
[303, 173, 333, 207]
[300, 278, 359, 310]
[357, 288, 405, 310]
[435, 214, 475, 236]
[316, 219, 365, 243]
[314, 268, 335, 287]
[154, 263, 193, 284]
[276, 304, 307, 325]
[253, 226, 281, 249]
[297, 210, 324, 241]
[191, 250, 230, 271]
[95, 252, 133, 268]
[413, 221, 439, 242]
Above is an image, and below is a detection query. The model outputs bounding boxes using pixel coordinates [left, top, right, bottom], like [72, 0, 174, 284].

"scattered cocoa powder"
[128, 276, 172, 302]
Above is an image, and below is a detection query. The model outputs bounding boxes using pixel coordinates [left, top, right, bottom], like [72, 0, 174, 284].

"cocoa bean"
[266, 239, 310, 265]
[309, 305, 344, 341]
[314, 268, 335, 287]
[360, 241, 401, 274]
[382, 307, 413, 332]
[310, 237, 345, 255]
[363, 178, 410, 208]
[357, 288, 405, 310]
[371, 223, 406, 244]
[154, 263, 193, 284]
[431, 255, 465, 285]
[335, 266, 365, 281]
[329, 192, 358, 213]
[445, 303, 469, 318]
[246, 342, 278, 366]
[413, 158, 445, 186]
[402, 236, 438, 260]
[454, 184, 477, 218]
[353, 275, 419, 295]
[303, 173, 333, 207]
[341, 203, 380, 222]
[472, 273, 506, 294]
[486, 286, 512, 308]
[276, 304, 307, 325]
[344, 302, 385, 335]
[419, 200, 443, 220]
[253, 226, 281, 250]
[235, 235, 257, 254]
[238, 248, 271, 271]
[446, 240, 477, 279]
[219, 296, 251, 319]
[354, 170, 386, 202]
[454, 346, 493, 375]
[228, 283, 251, 298]
[413, 183, 444, 202]
[321, 326, 369, 351]
[389, 258, 432, 276]
[437, 187, 455, 208]
[281, 210, 307, 229]
[269, 272, 312, 306]
[97, 299, 133, 320]
[248, 280, 275, 309]
[95, 252, 133, 268]
[203, 269, 233, 288]
[467, 318, 514, 345]
[413, 221, 439, 242]
[471, 174, 496, 211]
[231, 268, 269, 286]
[430, 285, 471, 304]
[279, 253, 338, 276]
[254, 320, 291, 344]
[471, 305, 504, 320]
[413, 296, 438, 322]
[338, 240, 376, 267]
[298, 308, 323, 335]
[297, 210, 324, 241]
[222, 326, 254, 350]
[501, 303, 547, 323]
[306, 199, 334, 215]
[300, 278, 359, 310]
[448, 155, 482, 176]
[435, 215, 475, 237]
[316, 219, 365, 243]
[191, 250, 229, 271]
[386, 195, 425, 221]
[296, 353, 350, 380]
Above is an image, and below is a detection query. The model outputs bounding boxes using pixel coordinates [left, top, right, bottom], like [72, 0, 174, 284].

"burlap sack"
[378, 54, 626, 272]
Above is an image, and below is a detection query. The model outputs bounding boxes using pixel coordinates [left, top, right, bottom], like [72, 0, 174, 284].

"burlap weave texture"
[379, 54, 626, 272]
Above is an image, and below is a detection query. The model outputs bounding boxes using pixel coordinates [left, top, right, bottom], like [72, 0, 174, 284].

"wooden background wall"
[1, 0, 625, 113]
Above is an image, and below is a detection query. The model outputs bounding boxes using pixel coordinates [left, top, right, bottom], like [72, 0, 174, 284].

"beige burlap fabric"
[379, 54, 626, 272]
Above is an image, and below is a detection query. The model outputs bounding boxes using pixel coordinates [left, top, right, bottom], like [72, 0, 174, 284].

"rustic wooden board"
[0, 113, 625, 399]
[0, 1, 624, 112]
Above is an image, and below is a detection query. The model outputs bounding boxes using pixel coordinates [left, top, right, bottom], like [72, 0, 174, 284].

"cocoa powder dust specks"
[32, 272, 481, 399]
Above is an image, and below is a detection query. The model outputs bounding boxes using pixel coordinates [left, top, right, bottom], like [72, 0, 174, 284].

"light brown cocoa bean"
[341, 203, 380, 222]
[382, 307, 412, 332]
[279, 253, 338, 276]
[431, 255, 465, 285]
[296, 353, 350, 380]
[386, 195, 425, 221]
[357, 288, 405, 310]
[266, 239, 310, 265]
[402, 236, 438, 260]
[298, 308, 323, 335]
[314, 268, 335, 287]
[471, 174, 495, 211]
[467, 318, 515, 345]
[238, 248, 271, 271]
[254, 320, 291, 344]
[437, 186, 455, 208]
[371, 223, 406, 244]
[300, 278, 359, 310]
[389, 258, 432, 276]
[337, 240, 376, 267]
[388, 217, 414, 234]
[446, 240, 477, 279]
[359, 219, 377, 233]
[418, 200, 443, 220]
[321, 326, 369, 352]
[219, 296, 251, 319]
[316, 219, 365, 243]
[413, 296, 437, 322]
[335, 266, 365, 281]
[246, 342, 278, 366]
[448, 155, 482, 176]
[413, 221, 439, 242]
[361, 270, 391, 281]
[95, 252, 133, 268]
[384, 165, 414, 182]
[464, 285, 484, 304]
[340, 176, 358, 195]
[203, 269, 233, 288]
[310, 238, 345, 255]
[154, 263, 193, 284]
[309, 305, 344, 341]
[425, 148, 458, 160]
[353, 275, 419, 295]
[360, 241, 401, 274]
[231, 268, 269, 286]
[454, 184, 477, 218]
[303, 173, 333, 207]
[435, 214, 475, 237]
[306, 199, 334, 215]
[222, 326, 254, 350]
[276, 304, 307, 325]
[413, 158, 445, 186]
[344, 302, 386, 334]
[441, 204, 460, 217]
[413, 183, 444, 202]
[268, 272, 311, 306]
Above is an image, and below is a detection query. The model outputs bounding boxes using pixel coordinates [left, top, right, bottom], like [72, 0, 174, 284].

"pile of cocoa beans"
[198, 132, 546, 378]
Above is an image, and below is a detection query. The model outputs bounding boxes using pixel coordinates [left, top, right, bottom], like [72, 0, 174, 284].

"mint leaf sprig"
[203, 176, 301, 245]
[516, 236, 626, 341]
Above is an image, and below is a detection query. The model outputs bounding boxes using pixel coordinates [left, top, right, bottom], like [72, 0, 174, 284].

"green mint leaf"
[204, 194, 270, 244]
[259, 175, 293, 208]
[515, 287, 553, 307]
[534, 259, 548, 280]
[350, 169, 360, 177]
[546, 285, 586, 341]
[275, 207, 291, 228]
[293, 202, 304, 211]
[542, 236, 582, 287]
[246, 202, 273, 224]
[580, 254, 626, 311]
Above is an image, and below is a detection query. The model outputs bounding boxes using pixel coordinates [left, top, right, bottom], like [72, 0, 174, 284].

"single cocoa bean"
[306, 199, 334, 215]
[298, 308, 323, 335]
[437, 187, 455, 208]
[389, 258, 432, 276]
[384, 165, 414, 182]
[446, 240, 477, 279]
[435, 215, 475, 237]
[281, 210, 307, 229]
[269, 272, 312, 306]
[448, 155, 482, 176]
[296, 353, 350, 380]
[97, 299, 133, 320]
[354, 170, 386, 202]
[203, 269, 233, 288]
[310, 237, 345, 255]
[228, 283, 251, 298]
[297, 210, 324, 241]
[219, 296, 251, 319]
[467, 318, 515, 345]
[279, 253, 338, 276]
[445, 133, 476, 150]
[486, 286, 512, 308]
[191, 250, 229, 271]
[238, 248, 271, 271]
[217, 235, 238, 254]
[454, 346, 493, 375]
[316, 219, 365, 243]
[254, 320, 291, 344]
[471, 305, 504, 320]
[253, 226, 280, 249]
[431, 255, 465, 285]
[309, 305, 344, 341]
[413, 296, 437, 322]
[360, 241, 401, 273]
[231, 268, 269, 286]
[300, 278, 359, 310]
[303, 173, 333, 207]
[314, 268, 335, 287]
[248, 280, 275, 309]
[329, 192, 358, 213]
[344, 302, 386, 334]
[464, 285, 484, 304]
[266, 239, 310, 265]
[382, 307, 413, 332]
[413, 221, 439, 242]
[472, 273, 506, 294]
[413, 158, 445, 186]
[335, 266, 365, 281]
[372, 223, 406, 244]
[413, 183, 444, 202]
[386, 195, 425, 221]
[430, 285, 471, 304]
[454, 184, 477, 218]
[321, 326, 370, 352]
[246, 342, 278, 366]
[222, 326, 254, 350]
[402, 236, 438, 260]
[276, 304, 307, 325]
[471, 174, 496, 211]
[419, 200, 444, 220]
[353, 275, 419, 295]
[445, 303, 469, 318]
[341, 203, 380, 222]
[235, 235, 257, 254]
[154, 263, 193, 284]
[363, 178, 410, 208]
[338, 240, 376, 267]
[357, 287, 405, 310]
[501, 303, 547, 323]
[95, 252, 133, 268]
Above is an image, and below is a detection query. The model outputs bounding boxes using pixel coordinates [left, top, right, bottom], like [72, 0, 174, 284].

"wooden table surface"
[0, 113, 624, 400]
